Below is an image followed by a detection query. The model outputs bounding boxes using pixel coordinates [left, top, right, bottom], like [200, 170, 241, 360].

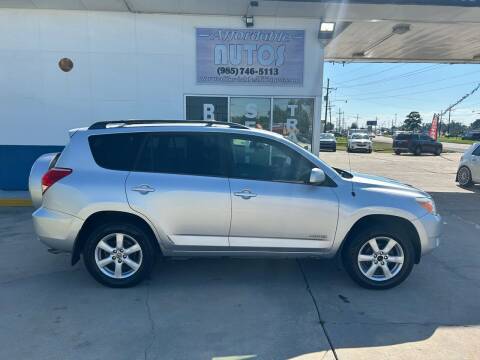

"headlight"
[416, 197, 436, 215]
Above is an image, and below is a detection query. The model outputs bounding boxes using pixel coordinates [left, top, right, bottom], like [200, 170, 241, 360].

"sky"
[322, 62, 480, 129]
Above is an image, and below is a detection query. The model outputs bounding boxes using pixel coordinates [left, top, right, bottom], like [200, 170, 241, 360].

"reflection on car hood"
[351, 172, 430, 198]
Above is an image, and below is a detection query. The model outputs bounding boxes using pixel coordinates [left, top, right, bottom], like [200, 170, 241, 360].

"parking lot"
[1, 151, 479, 360]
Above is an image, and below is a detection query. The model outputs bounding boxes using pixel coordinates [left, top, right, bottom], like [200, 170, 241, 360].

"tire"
[414, 146, 422, 156]
[368, 148, 373, 153]
[394, 150, 401, 155]
[457, 166, 473, 187]
[333, 147, 337, 152]
[342, 225, 415, 289]
[434, 147, 442, 156]
[83, 222, 156, 288]
[347, 147, 351, 153]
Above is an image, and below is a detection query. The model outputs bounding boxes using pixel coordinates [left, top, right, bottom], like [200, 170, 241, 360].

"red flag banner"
[429, 114, 439, 140]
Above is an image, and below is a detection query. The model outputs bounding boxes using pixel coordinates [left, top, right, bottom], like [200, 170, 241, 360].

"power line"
[332, 64, 407, 85]
[440, 83, 480, 117]
[347, 80, 480, 101]
[341, 69, 480, 97]
[337, 64, 442, 89]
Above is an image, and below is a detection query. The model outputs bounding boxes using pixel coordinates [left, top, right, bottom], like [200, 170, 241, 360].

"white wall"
[0, 9, 324, 145]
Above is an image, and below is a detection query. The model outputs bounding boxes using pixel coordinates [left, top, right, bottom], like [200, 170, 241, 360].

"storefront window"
[230, 97, 271, 130]
[186, 96, 228, 121]
[272, 98, 314, 150]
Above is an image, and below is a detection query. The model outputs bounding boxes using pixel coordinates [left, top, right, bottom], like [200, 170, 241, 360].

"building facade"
[0, 8, 324, 190]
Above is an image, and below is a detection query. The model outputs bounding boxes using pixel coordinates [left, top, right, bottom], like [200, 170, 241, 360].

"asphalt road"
[0, 151, 479, 360]
[375, 135, 471, 153]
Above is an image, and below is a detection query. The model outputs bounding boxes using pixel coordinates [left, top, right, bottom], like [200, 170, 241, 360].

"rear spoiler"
[68, 127, 88, 138]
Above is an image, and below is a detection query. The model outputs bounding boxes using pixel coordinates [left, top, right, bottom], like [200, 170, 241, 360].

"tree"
[470, 119, 480, 130]
[325, 122, 335, 132]
[351, 122, 358, 129]
[403, 111, 422, 132]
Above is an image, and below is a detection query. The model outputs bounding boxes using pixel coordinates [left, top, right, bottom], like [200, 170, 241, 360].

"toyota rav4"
[29, 120, 441, 289]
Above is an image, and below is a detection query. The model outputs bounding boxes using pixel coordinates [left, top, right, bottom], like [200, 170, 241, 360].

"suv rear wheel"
[343, 226, 415, 289]
[83, 223, 156, 287]
[414, 146, 422, 156]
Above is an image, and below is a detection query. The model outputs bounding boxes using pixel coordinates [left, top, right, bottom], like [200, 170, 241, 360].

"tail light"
[41, 168, 72, 193]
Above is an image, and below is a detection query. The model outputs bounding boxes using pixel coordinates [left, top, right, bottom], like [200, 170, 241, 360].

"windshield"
[352, 134, 369, 140]
[319, 133, 335, 139]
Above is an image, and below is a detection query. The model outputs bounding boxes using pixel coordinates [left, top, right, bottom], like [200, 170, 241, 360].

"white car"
[456, 142, 480, 187]
[348, 133, 373, 153]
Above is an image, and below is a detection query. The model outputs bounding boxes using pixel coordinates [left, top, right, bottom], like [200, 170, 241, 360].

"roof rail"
[88, 120, 249, 130]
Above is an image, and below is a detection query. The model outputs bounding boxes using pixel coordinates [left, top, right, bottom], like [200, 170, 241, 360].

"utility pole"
[338, 107, 341, 131]
[324, 78, 331, 133]
[329, 103, 333, 131]
[447, 108, 452, 135]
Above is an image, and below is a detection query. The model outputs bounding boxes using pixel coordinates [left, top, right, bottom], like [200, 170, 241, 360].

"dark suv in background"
[393, 133, 442, 156]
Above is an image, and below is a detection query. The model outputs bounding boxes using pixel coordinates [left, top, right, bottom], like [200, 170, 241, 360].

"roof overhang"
[2, 0, 480, 63]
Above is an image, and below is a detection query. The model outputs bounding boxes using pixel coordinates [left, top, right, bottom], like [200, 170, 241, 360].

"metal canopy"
[2, 0, 480, 63]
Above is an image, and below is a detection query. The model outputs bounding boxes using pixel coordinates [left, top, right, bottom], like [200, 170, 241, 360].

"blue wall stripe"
[0, 145, 64, 191]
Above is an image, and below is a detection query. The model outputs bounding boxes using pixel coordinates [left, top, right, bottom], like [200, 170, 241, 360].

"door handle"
[131, 184, 155, 194]
[234, 189, 257, 200]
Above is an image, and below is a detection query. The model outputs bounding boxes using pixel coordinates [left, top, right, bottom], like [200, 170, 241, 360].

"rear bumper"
[319, 142, 336, 151]
[32, 207, 83, 252]
[412, 212, 442, 256]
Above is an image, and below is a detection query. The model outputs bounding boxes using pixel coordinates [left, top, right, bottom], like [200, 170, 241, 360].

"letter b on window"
[203, 104, 215, 120]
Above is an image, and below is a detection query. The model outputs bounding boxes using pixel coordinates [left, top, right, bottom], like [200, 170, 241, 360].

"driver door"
[227, 134, 339, 250]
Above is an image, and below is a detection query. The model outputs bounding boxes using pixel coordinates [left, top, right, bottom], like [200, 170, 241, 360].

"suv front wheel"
[343, 226, 415, 289]
[83, 223, 156, 287]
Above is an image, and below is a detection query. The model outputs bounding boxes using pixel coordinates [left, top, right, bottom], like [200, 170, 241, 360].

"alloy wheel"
[458, 167, 471, 186]
[94, 233, 143, 279]
[357, 237, 404, 282]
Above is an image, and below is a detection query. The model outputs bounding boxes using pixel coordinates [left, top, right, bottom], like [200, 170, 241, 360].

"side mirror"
[309, 168, 326, 185]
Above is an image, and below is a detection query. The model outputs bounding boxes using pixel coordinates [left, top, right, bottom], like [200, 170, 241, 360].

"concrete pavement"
[0, 151, 479, 359]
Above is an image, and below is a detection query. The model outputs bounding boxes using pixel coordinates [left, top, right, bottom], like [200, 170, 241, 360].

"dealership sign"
[196, 28, 305, 86]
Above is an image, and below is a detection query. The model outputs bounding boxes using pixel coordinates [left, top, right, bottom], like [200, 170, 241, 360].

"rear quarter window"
[472, 144, 480, 156]
[88, 133, 145, 171]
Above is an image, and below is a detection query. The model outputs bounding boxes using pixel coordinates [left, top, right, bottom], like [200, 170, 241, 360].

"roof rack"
[88, 120, 249, 130]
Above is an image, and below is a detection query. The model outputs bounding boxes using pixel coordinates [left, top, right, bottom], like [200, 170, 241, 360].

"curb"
[0, 199, 33, 207]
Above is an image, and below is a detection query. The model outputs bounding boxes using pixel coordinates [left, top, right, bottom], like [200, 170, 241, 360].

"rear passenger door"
[126, 131, 231, 248]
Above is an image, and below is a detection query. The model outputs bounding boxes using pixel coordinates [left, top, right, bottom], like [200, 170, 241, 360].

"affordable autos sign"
[196, 28, 305, 86]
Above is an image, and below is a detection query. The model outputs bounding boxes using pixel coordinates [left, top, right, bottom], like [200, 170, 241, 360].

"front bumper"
[32, 207, 84, 252]
[412, 212, 442, 256]
[350, 143, 372, 151]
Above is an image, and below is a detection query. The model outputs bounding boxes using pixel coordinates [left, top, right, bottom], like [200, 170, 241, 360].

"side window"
[135, 132, 226, 177]
[472, 145, 480, 156]
[229, 135, 313, 183]
[89, 133, 145, 171]
[420, 135, 431, 141]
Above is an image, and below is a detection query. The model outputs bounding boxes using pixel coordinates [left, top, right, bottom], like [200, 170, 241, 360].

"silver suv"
[29, 120, 441, 289]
